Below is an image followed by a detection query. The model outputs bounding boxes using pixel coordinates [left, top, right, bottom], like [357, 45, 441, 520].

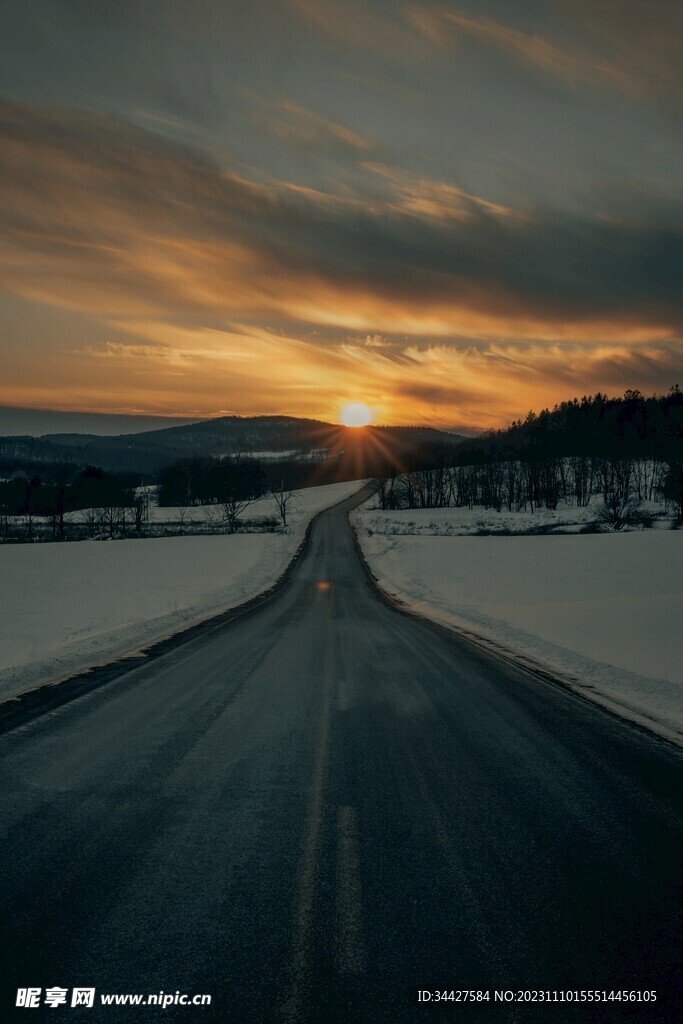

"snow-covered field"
[357, 501, 671, 536]
[0, 481, 363, 700]
[352, 506, 683, 744]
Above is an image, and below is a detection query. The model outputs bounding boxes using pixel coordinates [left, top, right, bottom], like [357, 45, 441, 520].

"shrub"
[592, 497, 654, 532]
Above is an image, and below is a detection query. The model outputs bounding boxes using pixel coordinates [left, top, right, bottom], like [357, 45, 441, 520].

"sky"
[1, 0, 682, 432]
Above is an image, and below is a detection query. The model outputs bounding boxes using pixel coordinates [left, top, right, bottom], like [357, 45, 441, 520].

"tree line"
[158, 457, 268, 534]
[0, 466, 149, 540]
[374, 387, 683, 523]
[0, 456, 298, 541]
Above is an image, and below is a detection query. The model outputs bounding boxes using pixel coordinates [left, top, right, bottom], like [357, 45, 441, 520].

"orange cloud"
[0, 101, 681, 428]
[361, 163, 523, 222]
[4, 310, 681, 430]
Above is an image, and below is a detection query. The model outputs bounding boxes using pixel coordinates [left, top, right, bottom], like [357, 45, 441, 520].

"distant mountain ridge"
[0, 414, 466, 477]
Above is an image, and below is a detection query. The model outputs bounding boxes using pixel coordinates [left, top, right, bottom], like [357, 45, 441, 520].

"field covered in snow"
[353, 505, 683, 744]
[356, 501, 672, 536]
[0, 480, 363, 700]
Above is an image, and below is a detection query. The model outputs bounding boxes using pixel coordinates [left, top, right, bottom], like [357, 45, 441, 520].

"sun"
[341, 402, 373, 427]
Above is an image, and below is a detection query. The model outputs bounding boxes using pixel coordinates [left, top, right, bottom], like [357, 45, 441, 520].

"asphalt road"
[1, 485, 681, 1023]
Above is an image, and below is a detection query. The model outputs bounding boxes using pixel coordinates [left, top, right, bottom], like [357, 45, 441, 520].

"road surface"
[1, 486, 681, 1022]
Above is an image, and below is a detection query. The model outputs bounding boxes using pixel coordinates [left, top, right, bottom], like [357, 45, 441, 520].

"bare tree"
[220, 494, 256, 533]
[376, 470, 399, 510]
[174, 471, 192, 535]
[81, 506, 99, 538]
[203, 504, 222, 532]
[48, 463, 71, 539]
[270, 482, 298, 529]
[176, 505, 191, 535]
[133, 492, 150, 537]
[23, 476, 42, 541]
[210, 458, 266, 533]
[202, 495, 257, 534]
[99, 504, 119, 539]
[119, 504, 132, 537]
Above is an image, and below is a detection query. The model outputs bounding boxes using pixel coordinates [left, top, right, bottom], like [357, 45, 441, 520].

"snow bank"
[0, 481, 363, 700]
[353, 512, 683, 744]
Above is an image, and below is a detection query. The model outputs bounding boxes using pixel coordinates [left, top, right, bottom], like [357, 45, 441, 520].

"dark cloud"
[394, 382, 482, 406]
[584, 343, 683, 390]
[0, 100, 682, 341]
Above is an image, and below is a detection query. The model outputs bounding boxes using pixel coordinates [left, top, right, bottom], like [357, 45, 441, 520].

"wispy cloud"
[408, 8, 628, 91]
[408, 3, 683, 109]
[248, 96, 371, 153]
[287, 0, 428, 59]
[362, 334, 392, 348]
[362, 163, 523, 222]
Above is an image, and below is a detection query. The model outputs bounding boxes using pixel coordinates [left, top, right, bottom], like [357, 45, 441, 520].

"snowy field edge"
[351, 509, 683, 747]
[0, 481, 365, 703]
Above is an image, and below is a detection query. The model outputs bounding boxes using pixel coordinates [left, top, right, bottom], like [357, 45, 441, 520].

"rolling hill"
[0, 415, 466, 479]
